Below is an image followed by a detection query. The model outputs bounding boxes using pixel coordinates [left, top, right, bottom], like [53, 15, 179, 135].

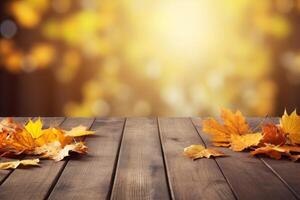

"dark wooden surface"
[0, 117, 299, 200]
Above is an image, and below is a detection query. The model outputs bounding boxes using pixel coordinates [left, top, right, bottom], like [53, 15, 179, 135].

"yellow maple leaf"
[0, 159, 39, 170]
[203, 118, 231, 144]
[280, 110, 300, 145]
[221, 108, 250, 135]
[183, 144, 225, 160]
[64, 125, 95, 137]
[34, 141, 87, 161]
[25, 118, 43, 139]
[203, 108, 251, 146]
[230, 133, 262, 151]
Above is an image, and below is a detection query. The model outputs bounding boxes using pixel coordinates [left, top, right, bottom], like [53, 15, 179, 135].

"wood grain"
[48, 118, 125, 200]
[0, 117, 94, 200]
[192, 117, 297, 200]
[159, 118, 235, 200]
[111, 118, 170, 200]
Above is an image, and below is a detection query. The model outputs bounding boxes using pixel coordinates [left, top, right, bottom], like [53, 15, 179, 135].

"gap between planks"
[106, 118, 127, 199]
[158, 117, 235, 200]
[110, 117, 170, 200]
[156, 117, 174, 200]
[248, 117, 300, 200]
[189, 117, 238, 200]
[44, 117, 96, 199]
[47, 118, 125, 199]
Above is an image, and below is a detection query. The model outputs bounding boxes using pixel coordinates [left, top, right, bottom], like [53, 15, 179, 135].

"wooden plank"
[0, 117, 94, 200]
[48, 118, 125, 200]
[39, 117, 66, 128]
[158, 118, 235, 200]
[111, 118, 170, 200]
[191, 117, 297, 200]
[0, 117, 31, 185]
[12, 117, 31, 124]
[247, 118, 300, 199]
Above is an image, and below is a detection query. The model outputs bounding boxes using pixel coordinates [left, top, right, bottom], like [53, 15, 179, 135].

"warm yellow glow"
[150, 1, 219, 61]
[0, 0, 296, 116]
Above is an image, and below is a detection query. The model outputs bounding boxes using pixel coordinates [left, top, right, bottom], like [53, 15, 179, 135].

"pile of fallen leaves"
[184, 108, 300, 161]
[0, 118, 94, 169]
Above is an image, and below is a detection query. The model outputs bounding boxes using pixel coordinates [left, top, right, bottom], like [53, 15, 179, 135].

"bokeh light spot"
[0, 19, 18, 39]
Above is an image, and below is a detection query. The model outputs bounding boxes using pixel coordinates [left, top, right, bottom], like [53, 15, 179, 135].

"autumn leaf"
[25, 118, 43, 139]
[0, 117, 95, 169]
[260, 124, 286, 146]
[200, 108, 300, 162]
[0, 159, 39, 170]
[251, 145, 300, 160]
[34, 141, 87, 161]
[64, 125, 95, 137]
[203, 118, 231, 145]
[250, 144, 286, 159]
[0, 129, 35, 155]
[230, 133, 262, 151]
[203, 108, 251, 146]
[0, 119, 35, 154]
[221, 108, 250, 135]
[280, 110, 300, 145]
[183, 145, 225, 160]
[35, 128, 72, 147]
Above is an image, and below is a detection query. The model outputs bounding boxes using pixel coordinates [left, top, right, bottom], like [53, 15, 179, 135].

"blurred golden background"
[0, 0, 300, 117]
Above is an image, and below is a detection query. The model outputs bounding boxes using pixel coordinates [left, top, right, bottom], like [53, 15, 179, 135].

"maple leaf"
[203, 118, 231, 145]
[0, 159, 39, 170]
[64, 125, 95, 137]
[221, 108, 250, 135]
[251, 145, 300, 160]
[35, 128, 72, 147]
[25, 118, 43, 139]
[280, 110, 300, 145]
[0, 129, 35, 155]
[203, 108, 251, 146]
[0, 119, 33, 154]
[250, 144, 286, 159]
[183, 144, 225, 160]
[34, 141, 87, 161]
[230, 133, 262, 151]
[260, 124, 286, 146]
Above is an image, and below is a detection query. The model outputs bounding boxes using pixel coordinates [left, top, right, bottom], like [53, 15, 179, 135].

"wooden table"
[0, 117, 299, 200]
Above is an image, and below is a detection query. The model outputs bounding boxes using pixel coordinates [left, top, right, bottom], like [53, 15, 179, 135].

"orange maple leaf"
[259, 124, 286, 146]
[34, 128, 72, 147]
[251, 144, 300, 161]
[0, 119, 35, 155]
